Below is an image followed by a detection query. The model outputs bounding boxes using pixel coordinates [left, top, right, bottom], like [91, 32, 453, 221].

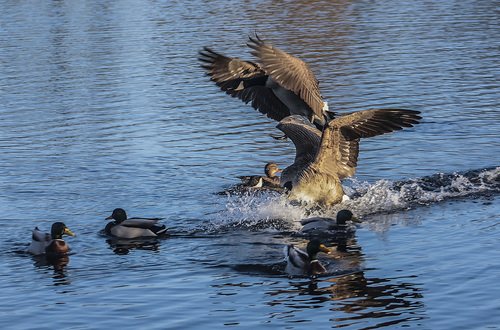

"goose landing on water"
[277, 109, 422, 207]
[199, 35, 333, 129]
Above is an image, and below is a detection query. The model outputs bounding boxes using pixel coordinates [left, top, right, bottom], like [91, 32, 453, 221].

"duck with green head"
[27, 222, 75, 256]
[300, 209, 359, 236]
[284, 239, 331, 277]
[105, 208, 168, 239]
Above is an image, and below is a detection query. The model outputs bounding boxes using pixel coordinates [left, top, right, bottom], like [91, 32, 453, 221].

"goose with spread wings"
[277, 109, 422, 206]
[199, 35, 331, 129]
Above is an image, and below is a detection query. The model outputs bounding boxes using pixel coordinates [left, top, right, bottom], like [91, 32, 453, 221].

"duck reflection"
[300, 271, 425, 327]
[105, 237, 161, 255]
[32, 254, 71, 286]
[269, 238, 425, 327]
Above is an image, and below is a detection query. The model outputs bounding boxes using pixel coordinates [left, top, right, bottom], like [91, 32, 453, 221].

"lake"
[0, 0, 499, 329]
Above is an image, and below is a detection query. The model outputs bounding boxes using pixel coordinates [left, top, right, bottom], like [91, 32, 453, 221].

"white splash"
[211, 167, 499, 231]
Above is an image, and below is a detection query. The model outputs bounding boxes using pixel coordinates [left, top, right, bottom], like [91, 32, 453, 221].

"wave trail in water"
[208, 167, 499, 231]
[347, 166, 499, 213]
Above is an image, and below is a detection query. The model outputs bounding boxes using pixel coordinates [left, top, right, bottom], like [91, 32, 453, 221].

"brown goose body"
[199, 35, 330, 128]
[277, 109, 422, 206]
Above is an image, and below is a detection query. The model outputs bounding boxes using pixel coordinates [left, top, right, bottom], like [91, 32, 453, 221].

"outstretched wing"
[314, 109, 422, 179]
[199, 47, 290, 121]
[276, 115, 322, 166]
[247, 35, 325, 120]
[336, 109, 422, 139]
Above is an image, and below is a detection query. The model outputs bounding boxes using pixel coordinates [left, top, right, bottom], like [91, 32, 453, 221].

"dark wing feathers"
[276, 115, 322, 165]
[247, 35, 325, 119]
[199, 47, 290, 121]
[199, 47, 263, 84]
[313, 122, 360, 179]
[234, 85, 289, 121]
[335, 133, 359, 179]
[313, 109, 421, 179]
[338, 109, 422, 139]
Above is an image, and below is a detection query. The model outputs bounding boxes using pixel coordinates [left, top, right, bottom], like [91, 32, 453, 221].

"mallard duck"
[300, 209, 358, 235]
[199, 34, 332, 129]
[105, 208, 168, 239]
[277, 110, 421, 206]
[27, 222, 75, 256]
[239, 162, 282, 188]
[284, 239, 331, 276]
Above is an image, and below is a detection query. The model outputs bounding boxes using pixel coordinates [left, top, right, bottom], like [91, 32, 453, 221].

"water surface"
[0, 0, 499, 329]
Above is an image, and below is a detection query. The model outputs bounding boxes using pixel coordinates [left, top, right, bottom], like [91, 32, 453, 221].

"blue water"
[0, 0, 499, 329]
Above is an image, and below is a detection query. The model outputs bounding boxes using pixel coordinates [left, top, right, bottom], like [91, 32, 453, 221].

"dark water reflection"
[31, 255, 72, 286]
[1, 0, 499, 329]
[105, 236, 162, 255]
[272, 272, 425, 329]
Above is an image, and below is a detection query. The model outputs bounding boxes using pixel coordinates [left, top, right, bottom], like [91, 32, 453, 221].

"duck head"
[106, 208, 127, 224]
[265, 162, 282, 178]
[336, 209, 358, 225]
[51, 222, 75, 239]
[306, 239, 331, 260]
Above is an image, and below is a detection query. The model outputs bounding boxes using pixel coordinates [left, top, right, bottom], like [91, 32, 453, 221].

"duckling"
[239, 162, 282, 188]
[284, 239, 331, 277]
[27, 222, 75, 256]
[104, 208, 168, 239]
[300, 209, 358, 236]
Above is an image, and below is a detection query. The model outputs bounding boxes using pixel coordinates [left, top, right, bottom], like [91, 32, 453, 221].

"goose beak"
[64, 227, 76, 237]
[319, 244, 331, 254]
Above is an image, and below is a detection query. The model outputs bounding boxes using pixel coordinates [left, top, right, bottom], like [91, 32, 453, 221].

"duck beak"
[319, 244, 331, 254]
[64, 227, 76, 237]
[105, 215, 113, 220]
[351, 216, 361, 223]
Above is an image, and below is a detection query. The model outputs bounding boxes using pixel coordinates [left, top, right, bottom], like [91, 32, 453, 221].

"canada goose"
[199, 35, 332, 129]
[277, 109, 421, 206]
